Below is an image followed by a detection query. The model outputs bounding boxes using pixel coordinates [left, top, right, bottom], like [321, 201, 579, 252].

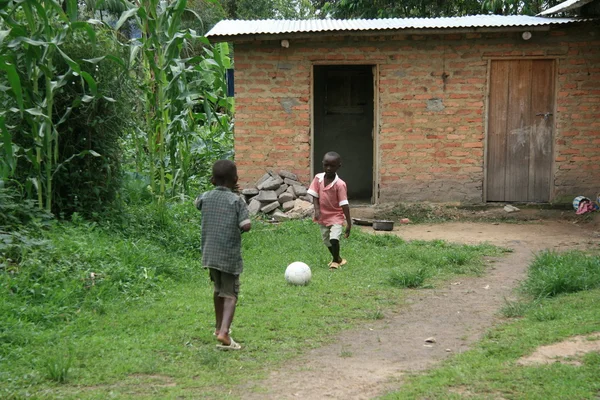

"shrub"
[0, 185, 53, 266]
[50, 29, 137, 219]
[0, 185, 52, 231]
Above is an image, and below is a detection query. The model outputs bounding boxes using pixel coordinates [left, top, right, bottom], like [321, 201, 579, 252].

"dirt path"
[238, 220, 600, 399]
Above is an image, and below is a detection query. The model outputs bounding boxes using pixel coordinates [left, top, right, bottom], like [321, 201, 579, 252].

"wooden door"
[487, 60, 555, 202]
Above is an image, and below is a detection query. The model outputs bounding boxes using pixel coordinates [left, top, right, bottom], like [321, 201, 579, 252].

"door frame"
[483, 57, 559, 203]
[310, 62, 380, 204]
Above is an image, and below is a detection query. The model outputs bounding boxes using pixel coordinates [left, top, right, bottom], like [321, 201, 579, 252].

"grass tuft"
[523, 250, 600, 297]
[41, 351, 73, 383]
[500, 299, 530, 318]
[531, 307, 560, 322]
[367, 309, 385, 320]
[389, 267, 428, 288]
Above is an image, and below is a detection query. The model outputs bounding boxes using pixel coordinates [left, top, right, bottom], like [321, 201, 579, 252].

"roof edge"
[207, 20, 592, 43]
[206, 15, 588, 40]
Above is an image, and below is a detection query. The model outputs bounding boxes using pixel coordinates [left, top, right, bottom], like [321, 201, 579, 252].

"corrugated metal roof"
[538, 0, 595, 15]
[206, 15, 582, 39]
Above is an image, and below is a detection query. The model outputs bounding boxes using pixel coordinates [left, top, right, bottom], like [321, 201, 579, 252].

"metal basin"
[372, 220, 394, 231]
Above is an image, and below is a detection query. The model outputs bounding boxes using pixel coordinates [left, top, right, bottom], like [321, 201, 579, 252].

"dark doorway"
[313, 65, 374, 202]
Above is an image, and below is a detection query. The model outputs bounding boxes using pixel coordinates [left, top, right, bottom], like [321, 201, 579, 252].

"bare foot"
[217, 333, 231, 346]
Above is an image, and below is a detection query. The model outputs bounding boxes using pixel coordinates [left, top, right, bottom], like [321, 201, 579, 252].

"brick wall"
[553, 28, 600, 202]
[232, 22, 600, 204]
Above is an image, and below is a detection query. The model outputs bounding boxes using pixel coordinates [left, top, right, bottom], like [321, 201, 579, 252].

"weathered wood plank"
[529, 60, 554, 202]
[505, 60, 532, 202]
[486, 61, 510, 201]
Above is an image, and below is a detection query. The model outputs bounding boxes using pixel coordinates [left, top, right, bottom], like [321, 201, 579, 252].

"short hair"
[212, 159, 237, 184]
[324, 151, 341, 162]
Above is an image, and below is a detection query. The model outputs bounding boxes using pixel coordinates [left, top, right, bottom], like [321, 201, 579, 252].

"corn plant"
[117, 0, 233, 200]
[0, 0, 106, 211]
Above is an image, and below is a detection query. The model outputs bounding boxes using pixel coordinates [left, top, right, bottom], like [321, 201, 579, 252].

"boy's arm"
[237, 197, 251, 233]
[338, 182, 351, 238]
[307, 175, 321, 221]
[194, 194, 203, 210]
[342, 204, 351, 238]
[312, 196, 321, 221]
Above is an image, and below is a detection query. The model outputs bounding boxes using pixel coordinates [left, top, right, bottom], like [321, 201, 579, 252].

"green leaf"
[80, 71, 97, 95]
[57, 47, 81, 73]
[129, 44, 141, 67]
[65, 0, 78, 21]
[52, 149, 102, 177]
[0, 29, 10, 45]
[83, 56, 106, 64]
[203, 99, 212, 125]
[86, 18, 104, 25]
[56, 107, 73, 126]
[29, 177, 39, 192]
[45, 0, 68, 21]
[104, 55, 126, 69]
[0, 116, 14, 176]
[25, 108, 46, 117]
[203, 59, 219, 67]
[17, 37, 47, 47]
[21, 2, 37, 29]
[72, 21, 96, 46]
[115, 7, 139, 31]
[0, 58, 23, 111]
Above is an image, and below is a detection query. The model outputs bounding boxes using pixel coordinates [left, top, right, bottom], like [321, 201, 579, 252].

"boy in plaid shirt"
[194, 160, 251, 350]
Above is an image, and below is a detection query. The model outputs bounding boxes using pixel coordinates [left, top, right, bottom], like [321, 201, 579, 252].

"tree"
[219, 0, 317, 20]
[274, 0, 318, 19]
[316, 0, 482, 19]
[313, 0, 566, 18]
[481, 0, 563, 15]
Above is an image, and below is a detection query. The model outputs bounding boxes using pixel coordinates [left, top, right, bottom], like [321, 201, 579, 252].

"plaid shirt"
[194, 187, 251, 274]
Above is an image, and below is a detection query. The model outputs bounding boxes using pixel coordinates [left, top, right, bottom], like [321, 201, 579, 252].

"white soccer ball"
[285, 261, 312, 286]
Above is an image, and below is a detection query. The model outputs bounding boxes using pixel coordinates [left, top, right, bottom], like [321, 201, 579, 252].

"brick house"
[207, 4, 600, 205]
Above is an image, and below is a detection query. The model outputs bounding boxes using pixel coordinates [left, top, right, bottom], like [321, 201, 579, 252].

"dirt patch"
[236, 214, 600, 400]
[371, 220, 600, 251]
[517, 332, 600, 366]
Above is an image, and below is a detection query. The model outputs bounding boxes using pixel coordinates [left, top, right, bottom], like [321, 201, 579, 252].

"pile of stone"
[241, 170, 314, 220]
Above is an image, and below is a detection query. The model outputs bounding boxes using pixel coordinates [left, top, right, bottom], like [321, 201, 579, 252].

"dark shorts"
[209, 268, 240, 299]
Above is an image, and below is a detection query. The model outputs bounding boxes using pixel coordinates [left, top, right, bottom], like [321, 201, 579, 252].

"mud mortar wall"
[232, 24, 600, 204]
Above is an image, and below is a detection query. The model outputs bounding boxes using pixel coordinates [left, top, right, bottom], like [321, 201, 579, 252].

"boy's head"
[322, 151, 342, 178]
[211, 160, 238, 188]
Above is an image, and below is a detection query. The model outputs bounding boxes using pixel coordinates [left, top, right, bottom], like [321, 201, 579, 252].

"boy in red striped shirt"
[308, 152, 352, 270]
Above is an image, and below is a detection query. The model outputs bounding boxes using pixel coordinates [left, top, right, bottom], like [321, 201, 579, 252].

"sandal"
[329, 262, 340, 270]
[216, 338, 242, 351]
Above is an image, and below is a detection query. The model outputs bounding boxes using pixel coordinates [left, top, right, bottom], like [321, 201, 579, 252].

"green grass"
[382, 251, 600, 400]
[523, 250, 600, 298]
[0, 203, 502, 399]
